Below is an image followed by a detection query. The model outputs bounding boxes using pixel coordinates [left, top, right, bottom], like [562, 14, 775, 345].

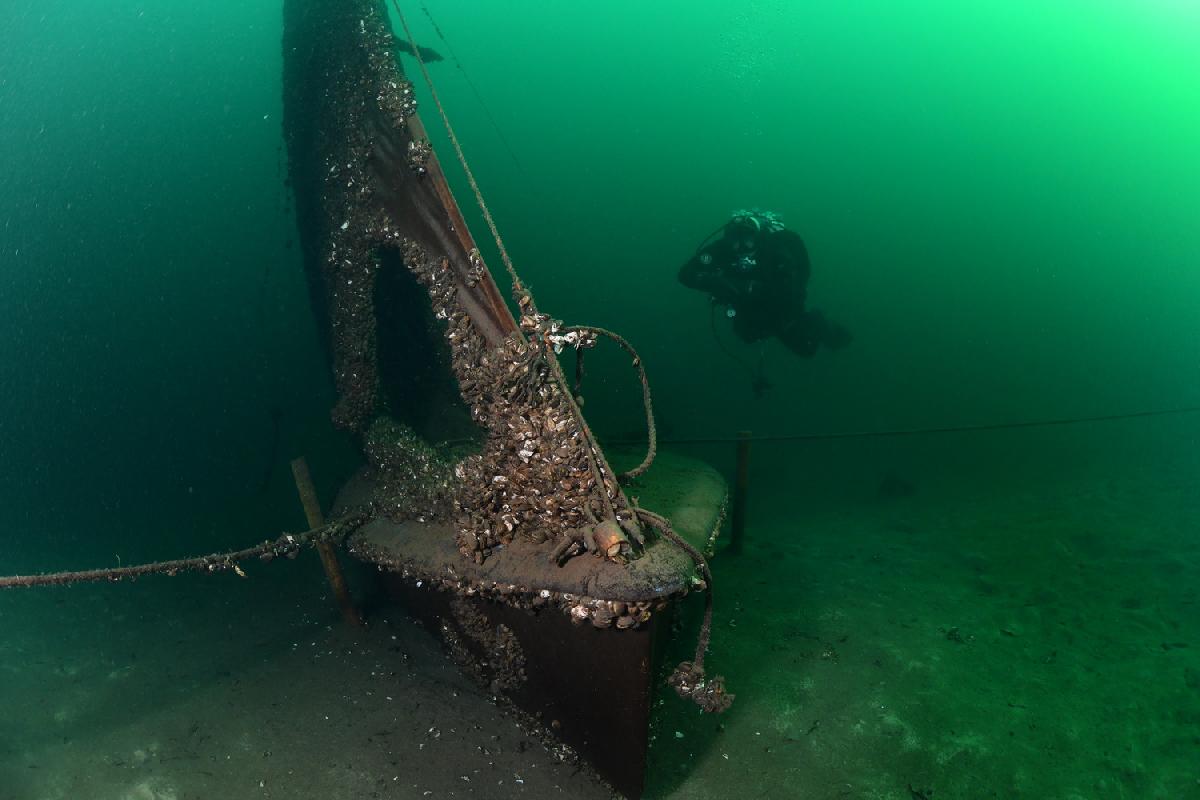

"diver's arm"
[679, 254, 740, 303]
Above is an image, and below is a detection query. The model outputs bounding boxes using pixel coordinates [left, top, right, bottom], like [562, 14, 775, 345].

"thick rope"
[564, 325, 657, 482]
[562, 351, 621, 523]
[0, 514, 367, 590]
[636, 508, 732, 713]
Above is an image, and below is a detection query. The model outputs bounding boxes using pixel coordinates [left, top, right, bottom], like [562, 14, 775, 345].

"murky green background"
[2, 1, 1198, 796]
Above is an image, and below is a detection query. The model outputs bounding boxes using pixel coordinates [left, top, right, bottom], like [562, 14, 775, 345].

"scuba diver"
[678, 209, 851, 393]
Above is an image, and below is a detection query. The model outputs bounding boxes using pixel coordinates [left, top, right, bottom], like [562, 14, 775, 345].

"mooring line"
[0, 514, 368, 590]
[631, 404, 1200, 446]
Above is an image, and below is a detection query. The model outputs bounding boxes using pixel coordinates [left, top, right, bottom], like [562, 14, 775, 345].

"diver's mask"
[730, 208, 785, 234]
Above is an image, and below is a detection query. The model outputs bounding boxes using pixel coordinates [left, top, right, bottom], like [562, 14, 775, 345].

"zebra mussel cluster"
[400, 243, 624, 564]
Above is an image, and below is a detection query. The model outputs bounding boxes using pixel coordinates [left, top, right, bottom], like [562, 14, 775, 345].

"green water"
[2, 1, 1199, 798]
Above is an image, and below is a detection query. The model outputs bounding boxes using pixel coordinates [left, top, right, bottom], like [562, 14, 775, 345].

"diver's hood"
[730, 208, 785, 234]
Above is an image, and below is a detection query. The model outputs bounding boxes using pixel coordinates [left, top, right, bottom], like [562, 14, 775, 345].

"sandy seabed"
[2, 424, 1197, 799]
[646, 426, 1200, 800]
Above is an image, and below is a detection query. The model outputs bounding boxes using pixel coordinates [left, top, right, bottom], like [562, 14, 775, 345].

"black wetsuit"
[678, 224, 848, 357]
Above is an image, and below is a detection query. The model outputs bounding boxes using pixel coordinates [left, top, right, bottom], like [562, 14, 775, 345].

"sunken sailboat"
[281, 0, 732, 795]
[0, 2, 731, 798]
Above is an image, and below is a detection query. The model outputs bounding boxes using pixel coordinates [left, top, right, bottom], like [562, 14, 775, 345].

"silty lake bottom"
[1, 418, 1197, 799]
[1, 1, 1199, 798]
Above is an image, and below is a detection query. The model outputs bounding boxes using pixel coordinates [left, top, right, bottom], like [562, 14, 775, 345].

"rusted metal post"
[290, 456, 363, 626]
[728, 431, 751, 555]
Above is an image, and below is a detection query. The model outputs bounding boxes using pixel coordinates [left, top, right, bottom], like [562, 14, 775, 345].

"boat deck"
[337, 449, 727, 605]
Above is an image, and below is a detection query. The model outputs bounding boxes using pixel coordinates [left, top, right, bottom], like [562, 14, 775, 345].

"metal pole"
[290, 456, 363, 626]
[728, 431, 751, 554]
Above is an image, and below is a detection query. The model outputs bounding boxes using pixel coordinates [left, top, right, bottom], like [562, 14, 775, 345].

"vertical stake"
[728, 431, 751, 555]
[290, 456, 363, 626]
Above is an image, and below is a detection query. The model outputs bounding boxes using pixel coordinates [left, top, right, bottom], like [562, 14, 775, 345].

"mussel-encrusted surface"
[338, 450, 728, 628]
[350, 513, 695, 599]
[287, 0, 656, 567]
